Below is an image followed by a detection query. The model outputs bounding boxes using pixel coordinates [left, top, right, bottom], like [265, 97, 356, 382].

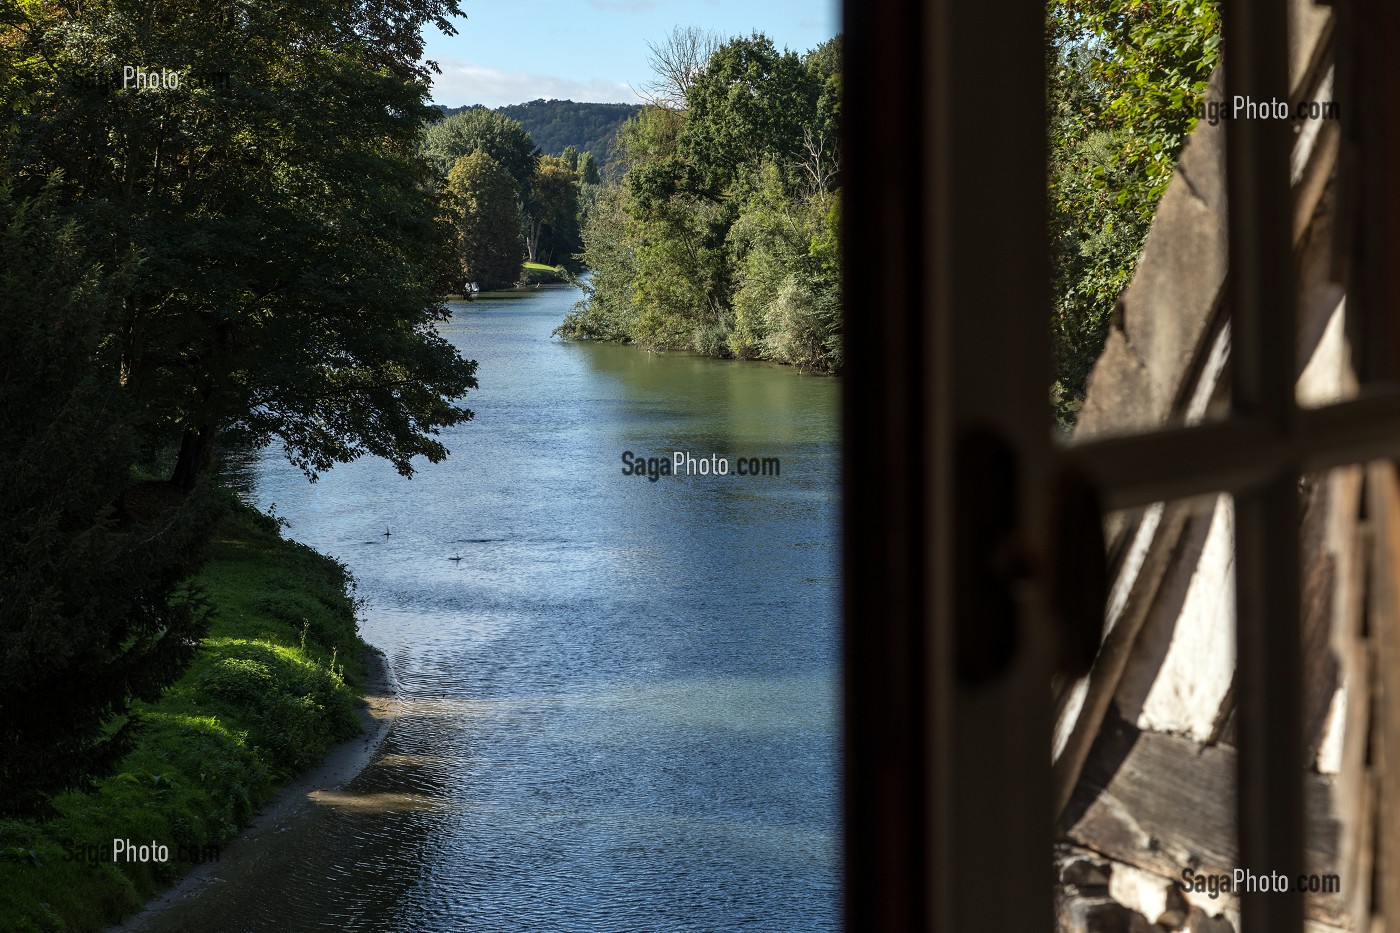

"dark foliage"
[422, 108, 541, 193]
[447, 151, 526, 290]
[0, 187, 215, 816]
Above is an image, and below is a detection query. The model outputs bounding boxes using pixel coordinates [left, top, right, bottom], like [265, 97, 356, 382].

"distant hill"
[436, 100, 641, 169]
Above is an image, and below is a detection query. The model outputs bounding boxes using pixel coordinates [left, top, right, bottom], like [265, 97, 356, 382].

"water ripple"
[187, 286, 841, 932]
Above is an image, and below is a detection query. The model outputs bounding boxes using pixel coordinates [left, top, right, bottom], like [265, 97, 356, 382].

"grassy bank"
[519, 262, 570, 286]
[441, 263, 573, 300]
[0, 501, 368, 931]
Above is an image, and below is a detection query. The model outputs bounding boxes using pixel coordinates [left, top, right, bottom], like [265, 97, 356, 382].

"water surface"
[191, 284, 840, 931]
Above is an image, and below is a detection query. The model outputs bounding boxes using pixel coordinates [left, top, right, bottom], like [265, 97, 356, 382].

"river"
[175, 283, 840, 931]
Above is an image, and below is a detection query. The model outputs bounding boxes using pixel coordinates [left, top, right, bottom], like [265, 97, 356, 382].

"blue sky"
[422, 0, 840, 108]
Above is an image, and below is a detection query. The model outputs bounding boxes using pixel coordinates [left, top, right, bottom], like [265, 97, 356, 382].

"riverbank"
[441, 262, 575, 301]
[555, 274, 843, 375]
[110, 647, 397, 933]
[0, 499, 382, 932]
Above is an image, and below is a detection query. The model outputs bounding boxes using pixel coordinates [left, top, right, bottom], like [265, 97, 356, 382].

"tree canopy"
[681, 34, 820, 196]
[439, 100, 641, 170]
[558, 31, 842, 375]
[422, 108, 542, 193]
[8, 0, 479, 484]
[640, 26, 721, 109]
[579, 151, 600, 185]
[447, 151, 526, 290]
[525, 155, 584, 267]
[0, 0, 478, 805]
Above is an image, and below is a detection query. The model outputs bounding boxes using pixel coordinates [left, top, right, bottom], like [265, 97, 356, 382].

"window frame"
[841, 1, 1400, 930]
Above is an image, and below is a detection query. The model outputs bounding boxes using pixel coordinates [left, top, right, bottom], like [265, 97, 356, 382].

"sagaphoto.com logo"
[60, 839, 221, 866]
[1198, 94, 1341, 126]
[63, 65, 236, 93]
[620, 451, 782, 482]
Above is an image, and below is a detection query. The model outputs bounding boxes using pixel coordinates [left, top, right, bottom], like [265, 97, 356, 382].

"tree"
[578, 151, 601, 185]
[0, 185, 213, 815]
[1, 0, 483, 816]
[618, 103, 731, 350]
[0, 4, 28, 170]
[562, 32, 843, 372]
[641, 25, 722, 109]
[448, 151, 525, 290]
[10, 0, 479, 485]
[726, 163, 842, 372]
[681, 34, 820, 196]
[556, 182, 638, 343]
[1049, 0, 1219, 221]
[421, 108, 541, 195]
[801, 36, 842, 207]
[560, 145, 580, 172]
[526, 155, 582, 266]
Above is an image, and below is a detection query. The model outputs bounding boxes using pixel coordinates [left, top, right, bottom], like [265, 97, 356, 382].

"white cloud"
[428, 57, 644, 108]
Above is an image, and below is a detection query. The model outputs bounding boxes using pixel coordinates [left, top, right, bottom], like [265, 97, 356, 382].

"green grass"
[519, 262, 570, 286]
[0, 501, 368, 931]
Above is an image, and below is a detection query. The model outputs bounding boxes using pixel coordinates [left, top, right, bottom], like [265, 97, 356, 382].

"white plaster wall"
[1134, 495, 1237, 740]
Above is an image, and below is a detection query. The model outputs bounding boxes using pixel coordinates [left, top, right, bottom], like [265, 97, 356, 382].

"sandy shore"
[108, 646, 400, 933]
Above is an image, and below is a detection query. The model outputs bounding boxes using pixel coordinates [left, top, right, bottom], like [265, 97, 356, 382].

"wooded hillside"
[437, 100, 640, 169]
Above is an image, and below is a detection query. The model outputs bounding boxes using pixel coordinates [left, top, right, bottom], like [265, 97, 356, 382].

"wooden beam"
[1062, 717, 1345, 928]
[1062, 391, 1400, 512]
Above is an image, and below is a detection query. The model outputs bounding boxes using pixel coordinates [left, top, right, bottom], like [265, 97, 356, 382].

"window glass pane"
[1056, 463, 1399, 931]
[1055, 493, 1242, 930]
[191, 283, 845, 931]
[1049, 1, 1343, 440]
[1047, 3, 1227, 441]
[1297, 463, 1386, 929]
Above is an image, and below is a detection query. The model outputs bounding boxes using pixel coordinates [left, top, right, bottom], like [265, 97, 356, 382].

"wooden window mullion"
[1224, 0, 1305, 929]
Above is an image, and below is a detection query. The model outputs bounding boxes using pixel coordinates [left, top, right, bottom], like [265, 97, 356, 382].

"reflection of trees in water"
[212, 435, 268, 499]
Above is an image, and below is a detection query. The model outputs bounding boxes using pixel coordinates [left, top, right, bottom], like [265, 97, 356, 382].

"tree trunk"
[170, 426, 214, 491]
